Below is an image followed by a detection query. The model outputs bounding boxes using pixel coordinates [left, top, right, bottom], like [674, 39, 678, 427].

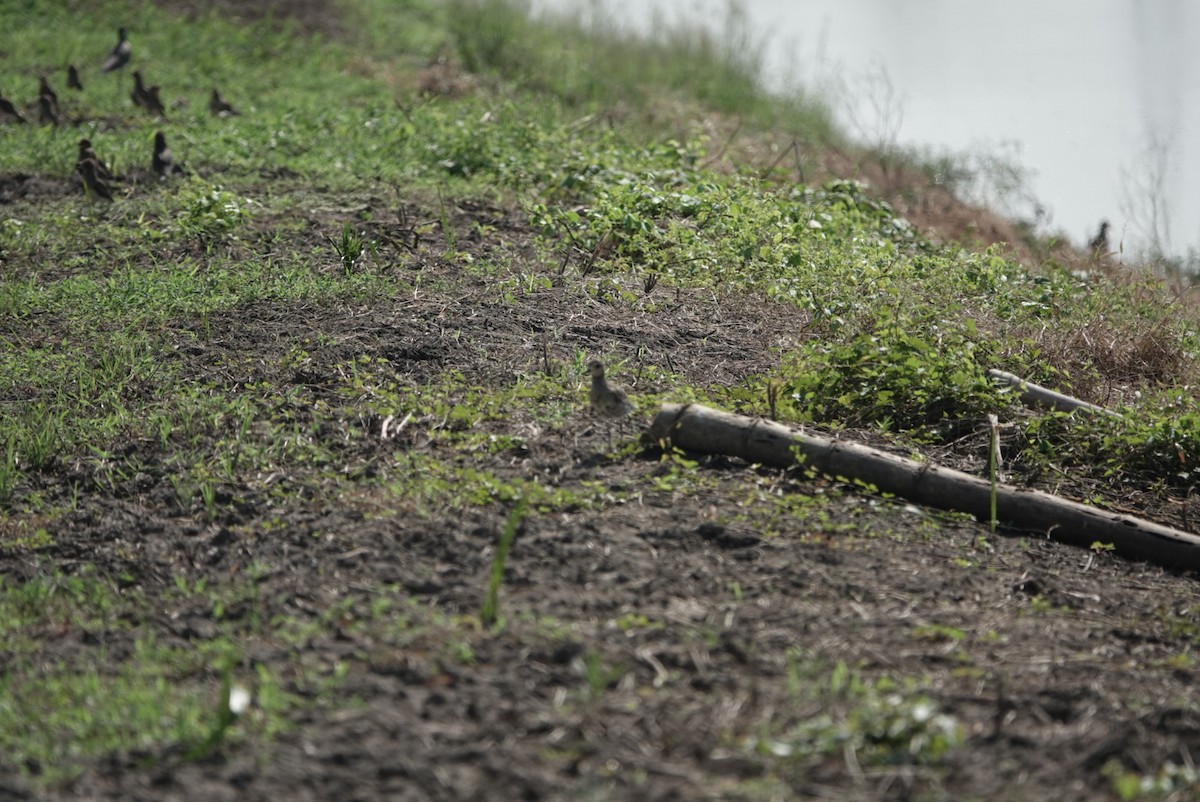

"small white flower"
[228, 685, 252, 716]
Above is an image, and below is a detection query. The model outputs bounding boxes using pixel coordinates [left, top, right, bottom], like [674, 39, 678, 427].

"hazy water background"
[533, 0, 1200, 262]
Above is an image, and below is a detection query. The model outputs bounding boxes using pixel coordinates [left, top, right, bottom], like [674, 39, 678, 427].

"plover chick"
[588, 359, 634, 448]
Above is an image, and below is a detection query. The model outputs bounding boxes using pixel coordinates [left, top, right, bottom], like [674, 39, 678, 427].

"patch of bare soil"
[2, 187, 1199, 802]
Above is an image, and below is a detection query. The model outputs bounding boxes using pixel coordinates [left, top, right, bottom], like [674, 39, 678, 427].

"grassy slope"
[1, 0, 1199, 796]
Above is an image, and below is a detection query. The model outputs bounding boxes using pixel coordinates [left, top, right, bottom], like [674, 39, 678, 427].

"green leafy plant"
[760, 656, 961, 767]
[173, 179, 252, 239]
[328, 223, 367, 273]
[785, 321, 1005, 435]
[576, 649, 626, 701]
[1103, 757, 1200, 801]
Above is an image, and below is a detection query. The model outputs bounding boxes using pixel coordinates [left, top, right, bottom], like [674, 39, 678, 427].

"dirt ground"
[0, 182, 1197, 802]
[1, 3, 1198, 801]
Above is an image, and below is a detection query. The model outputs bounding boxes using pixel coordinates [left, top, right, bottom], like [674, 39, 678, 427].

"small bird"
[0, 92, 26, 124]
[131, 70, 148, 107]
[1088, 220, 1111, 260]
[143, 83, 165, 117]
[38, 76, 58, 107]
[76, 157, 114, 201]
[102, 27, 131, 73]
[152, 131, 185, 178]
[588, 359, 634, 448]
[37, 94, 59, 126]
[67, 64, 83, 91]
[78, 139, 115, 181]
[208, 88, 238, 117]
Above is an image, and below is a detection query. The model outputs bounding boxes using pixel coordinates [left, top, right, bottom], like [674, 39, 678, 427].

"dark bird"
[101, 27, 131, 73]
[133, 72, 165, 116]
[131, 70, 148, 108]
[1088, 220, 1111, 260]
[78, 138, 115, 181]
[38, 76, 58, 107]
[152, 131, 185, 178]
[0, 93, 27, 124]
[37, 94, 59, 126]
[208, 88, 238, 117]
[143, 83, 166, 117]
[76, 157, 114, 201]
[67, 64, 83, 91]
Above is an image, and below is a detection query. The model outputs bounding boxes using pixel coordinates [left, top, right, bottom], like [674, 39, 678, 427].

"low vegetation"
[1, 0, 1198, 799]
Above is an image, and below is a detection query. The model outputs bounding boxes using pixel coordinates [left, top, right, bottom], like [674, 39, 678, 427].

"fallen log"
[987, 369, 1119, 417]
[648, 403, 1200, 571]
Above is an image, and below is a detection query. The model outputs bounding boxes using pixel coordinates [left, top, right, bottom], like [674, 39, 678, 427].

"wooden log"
[648, 403, 1200, 571]
[987, 369, 1119, 417]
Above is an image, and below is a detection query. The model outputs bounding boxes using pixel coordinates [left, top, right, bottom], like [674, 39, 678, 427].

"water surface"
[535, 0, 1200, 260]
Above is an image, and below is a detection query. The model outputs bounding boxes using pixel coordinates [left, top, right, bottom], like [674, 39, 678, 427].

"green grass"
[480, 495, 530, 627]
[1, 0, 1200, 792]
[748, 655, 961, 770]
[0, 0, 1192, 550]
[0, 572, 298, 783]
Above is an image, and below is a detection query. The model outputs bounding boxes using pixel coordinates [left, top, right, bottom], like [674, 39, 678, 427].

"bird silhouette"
[1088, 220, 1111, 260]
[0, 92, 26, 124]
[67, 64, 83, 91]
[152, 131, 185, 178]
[208, 88, 238, 117]
[77, 158, 114, 201]
[131, 71, 166, 116]
[131, 70, 148, 107]
[102, 27, 131, 73]
[37, 94, 59, 126]
[78, 139, 115, 182]
[143, 83, 166, 117]
[38, 76, 58, 107]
